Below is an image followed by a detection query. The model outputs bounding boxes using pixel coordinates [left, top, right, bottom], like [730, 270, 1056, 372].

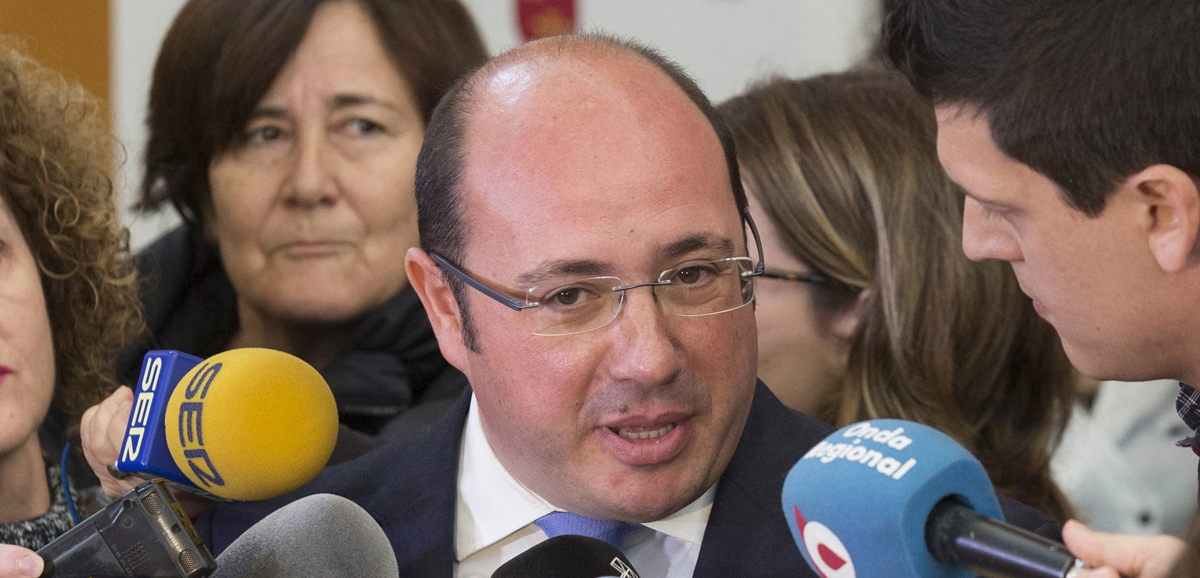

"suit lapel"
[693, 382, 827, 578]
[337, 388, 471, 578]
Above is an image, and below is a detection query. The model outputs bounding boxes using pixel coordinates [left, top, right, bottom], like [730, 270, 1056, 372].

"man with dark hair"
[883, 0, 1200, 575]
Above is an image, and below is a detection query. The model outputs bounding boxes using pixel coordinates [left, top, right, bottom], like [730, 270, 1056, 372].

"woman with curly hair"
[719, 69, 1078, 523]
[0, 42, 142, 559]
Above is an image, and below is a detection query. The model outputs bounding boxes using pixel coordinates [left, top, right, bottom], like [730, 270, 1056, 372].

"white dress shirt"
[454, 395, 715, 578]
[1052, 379, 1197, 537]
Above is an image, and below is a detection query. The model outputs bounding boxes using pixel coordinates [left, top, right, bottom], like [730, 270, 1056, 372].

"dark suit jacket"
[198, 382, 1059, 577]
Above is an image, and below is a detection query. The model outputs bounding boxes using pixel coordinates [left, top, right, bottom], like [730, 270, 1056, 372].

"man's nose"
[605, 288, 683, 386]
[284, 129, 338, 208]
[961, 198, 1023, 262]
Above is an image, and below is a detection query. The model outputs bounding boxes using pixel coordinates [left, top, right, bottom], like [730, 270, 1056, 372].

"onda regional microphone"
[491, 535, 641, 578]
[115, 348, 338, 500]
[210, 494, 398, 578]
[782, 419, 1087, 578]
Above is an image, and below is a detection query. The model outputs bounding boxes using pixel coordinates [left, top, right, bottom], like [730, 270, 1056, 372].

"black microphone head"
[492, 535, 640, 578]
[211, 493, 397, 577]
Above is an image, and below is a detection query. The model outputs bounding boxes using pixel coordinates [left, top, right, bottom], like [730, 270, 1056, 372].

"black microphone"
[37, 480, 217, 578]
[210, 493, 397, 577]
[926, 498, 1086, 578]
[491, 535, 641, 578]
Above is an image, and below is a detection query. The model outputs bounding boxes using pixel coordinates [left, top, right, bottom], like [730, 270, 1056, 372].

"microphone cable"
[60, 442, 82, 525]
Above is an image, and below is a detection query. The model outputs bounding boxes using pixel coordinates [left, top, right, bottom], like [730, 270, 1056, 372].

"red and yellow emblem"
[517, 0, 577, 41]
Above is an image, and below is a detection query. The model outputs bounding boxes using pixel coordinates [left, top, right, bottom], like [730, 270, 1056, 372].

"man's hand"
[0, 546, 43, 577]
[1064, 520, 1186, 578]
[80, 386, 143, 498]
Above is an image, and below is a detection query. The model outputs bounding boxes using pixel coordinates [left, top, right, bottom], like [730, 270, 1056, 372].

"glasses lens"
[659, 258, 754, 317]
[528, 277, 623, 336]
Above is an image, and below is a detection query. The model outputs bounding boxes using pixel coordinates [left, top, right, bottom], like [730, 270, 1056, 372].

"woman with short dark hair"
[118, 0, 489, 436]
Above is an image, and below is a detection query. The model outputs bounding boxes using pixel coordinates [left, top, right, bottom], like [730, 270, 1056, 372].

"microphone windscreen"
[165, 348, 338, 500]
[492, 535, 641, 578]
[781, 419, 1003, 578]
[211, 493, 397, 578]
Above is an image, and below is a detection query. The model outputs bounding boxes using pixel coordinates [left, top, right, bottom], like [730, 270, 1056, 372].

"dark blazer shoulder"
[695, 381, 831, 578]
[693, 383, 1060, 577]
[198, 389, 470, 578]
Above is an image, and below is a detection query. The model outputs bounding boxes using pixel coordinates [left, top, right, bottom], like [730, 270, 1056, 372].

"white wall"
[112, 0, 879, 250]
[111, 0, 189, 250]
[460, 0, 879, 103]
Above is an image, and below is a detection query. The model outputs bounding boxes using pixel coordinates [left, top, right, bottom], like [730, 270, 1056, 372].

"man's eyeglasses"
[430, 213, 766, 337]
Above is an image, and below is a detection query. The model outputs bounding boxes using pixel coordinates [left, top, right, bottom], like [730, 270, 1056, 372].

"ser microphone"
[116, 348, 339, 501]
[491, 535, 641, 578]
[782, 419, 1087, 578]
[210, 493, 398, 578]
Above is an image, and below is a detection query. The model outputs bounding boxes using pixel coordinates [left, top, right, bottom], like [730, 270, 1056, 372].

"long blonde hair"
[720, 69, 1076, 522]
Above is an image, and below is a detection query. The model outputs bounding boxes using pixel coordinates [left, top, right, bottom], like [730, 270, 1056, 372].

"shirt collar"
[455, 394, 716, 560]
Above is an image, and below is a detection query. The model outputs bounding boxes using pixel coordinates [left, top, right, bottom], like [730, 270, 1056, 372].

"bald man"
[39, 34, 1056, 578]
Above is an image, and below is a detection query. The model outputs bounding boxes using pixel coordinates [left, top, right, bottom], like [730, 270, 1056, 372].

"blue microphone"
[782, 419, 1087, 578]
[116, 350, 206, 492]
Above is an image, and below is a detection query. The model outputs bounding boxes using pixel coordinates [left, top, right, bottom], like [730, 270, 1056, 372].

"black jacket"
[198, 382, 1059, 576]
[115, 226, 468, 437]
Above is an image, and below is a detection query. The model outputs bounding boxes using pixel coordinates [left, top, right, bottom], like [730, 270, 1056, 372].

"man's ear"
[1131, 164, 1200, 273]
[406, 247, 469, 371]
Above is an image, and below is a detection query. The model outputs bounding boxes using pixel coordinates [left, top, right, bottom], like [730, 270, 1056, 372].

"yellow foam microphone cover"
[165, 348, 338, 500]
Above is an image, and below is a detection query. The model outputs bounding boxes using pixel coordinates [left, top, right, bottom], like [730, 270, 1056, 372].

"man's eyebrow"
[516, 259, 610, 288]
[512, 234, 736, 288]
[658, 234, 736, 261]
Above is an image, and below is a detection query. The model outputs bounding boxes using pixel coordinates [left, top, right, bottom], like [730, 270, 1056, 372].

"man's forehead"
[458, 46, 732, 223]
[468, 47, 691, 133]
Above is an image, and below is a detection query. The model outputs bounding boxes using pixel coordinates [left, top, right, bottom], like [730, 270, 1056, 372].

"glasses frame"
[429, 210, 767, 328]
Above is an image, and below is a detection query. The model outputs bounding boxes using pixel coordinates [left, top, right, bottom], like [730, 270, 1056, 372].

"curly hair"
[0, 43, 143, 420]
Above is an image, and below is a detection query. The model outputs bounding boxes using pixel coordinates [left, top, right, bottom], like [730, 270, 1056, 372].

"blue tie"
[534, 511, 641, 548]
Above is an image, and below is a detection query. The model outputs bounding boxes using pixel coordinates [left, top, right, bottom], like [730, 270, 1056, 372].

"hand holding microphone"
[1061, 522, 1183, 578]
[81, 385, 140, 499]
[35, 348, 340, 578]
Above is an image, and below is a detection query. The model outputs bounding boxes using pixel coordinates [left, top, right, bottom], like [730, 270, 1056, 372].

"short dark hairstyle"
[882, 0, 1200, 216]
[414, 34, 747, 350]
[139, 0, 488, 231]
